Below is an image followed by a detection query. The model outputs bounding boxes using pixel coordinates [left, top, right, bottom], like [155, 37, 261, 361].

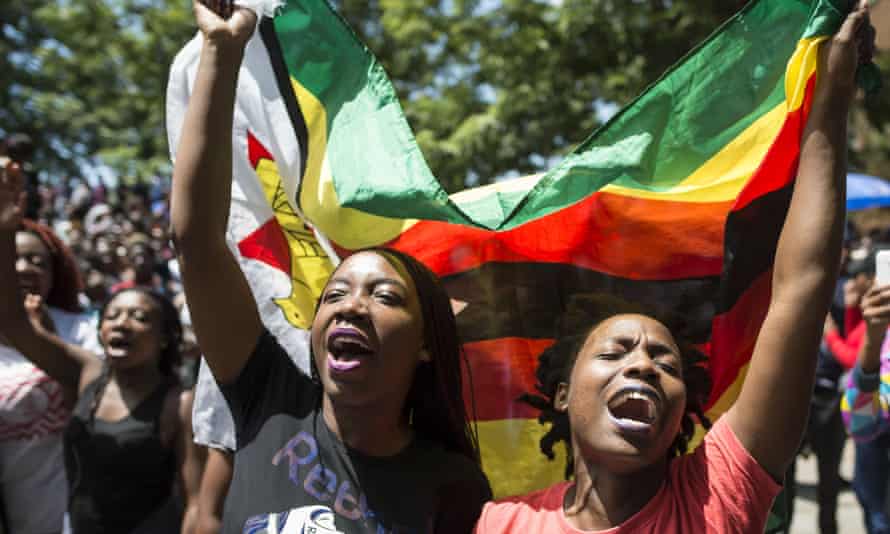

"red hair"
[19, 219, 83, 313]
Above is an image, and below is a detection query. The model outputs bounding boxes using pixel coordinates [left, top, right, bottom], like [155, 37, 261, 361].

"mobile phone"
[876, 250, 890, 286]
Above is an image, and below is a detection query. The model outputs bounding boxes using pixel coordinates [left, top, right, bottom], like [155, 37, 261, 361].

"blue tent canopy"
[848, 173, 890, 211]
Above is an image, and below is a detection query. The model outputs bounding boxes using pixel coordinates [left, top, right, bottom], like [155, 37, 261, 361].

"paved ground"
[790, 439, 865, 534]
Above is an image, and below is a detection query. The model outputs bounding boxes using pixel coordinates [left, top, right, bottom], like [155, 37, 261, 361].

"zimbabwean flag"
[167, 0, 866, 498]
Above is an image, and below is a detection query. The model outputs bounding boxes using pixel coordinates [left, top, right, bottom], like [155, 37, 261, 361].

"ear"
[554, 382, 570, 413]
[418, 347, 432, 363]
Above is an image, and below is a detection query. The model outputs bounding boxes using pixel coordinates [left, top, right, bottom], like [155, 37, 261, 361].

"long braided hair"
[87, 287, 183, 427]
[308, 248, 482, 464]
[519, 293, 712, 478]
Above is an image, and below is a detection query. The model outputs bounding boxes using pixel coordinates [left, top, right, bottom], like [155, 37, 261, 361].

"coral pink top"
[474, 418, 780, 534]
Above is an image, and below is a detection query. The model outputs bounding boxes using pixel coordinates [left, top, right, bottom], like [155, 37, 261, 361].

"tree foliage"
[2, 0, 887, 191]
[1, 0, 194, 180]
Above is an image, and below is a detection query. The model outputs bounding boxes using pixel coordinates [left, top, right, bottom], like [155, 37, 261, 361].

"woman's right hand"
[194, 0, 257, 49]
[0, 161, 25, 231]
[861, 283, 890, 341]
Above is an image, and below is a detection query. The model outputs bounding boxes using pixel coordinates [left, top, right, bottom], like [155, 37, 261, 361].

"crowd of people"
[0, 1, 884, 533]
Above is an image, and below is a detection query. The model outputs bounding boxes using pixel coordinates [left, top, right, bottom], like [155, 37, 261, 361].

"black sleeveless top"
[63, 377, 179, 534]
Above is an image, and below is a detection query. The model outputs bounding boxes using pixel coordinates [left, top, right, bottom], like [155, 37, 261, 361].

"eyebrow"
[609, 336, 677, 355]
[328, 277, 409, 291]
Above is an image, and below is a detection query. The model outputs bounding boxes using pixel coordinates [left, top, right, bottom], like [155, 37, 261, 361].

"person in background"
[111, 233, 169, 295]
[782, 240, 862, 534]
[0, 158, 100, 534]
[841, 279, 890, 534]
[0, 162, 203, 534]
[823, 247, 889, 367]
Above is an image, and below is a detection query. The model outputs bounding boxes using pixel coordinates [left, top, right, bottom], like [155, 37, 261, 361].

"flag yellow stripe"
[476, 418, 568, 498]
[595, 36, 824, 205]
[292, 78, 417, 249]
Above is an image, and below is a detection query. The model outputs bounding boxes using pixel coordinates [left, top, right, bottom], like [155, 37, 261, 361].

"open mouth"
[326, 328, 374, 373]
[607, 388, 660, 430]
[105, 336, 133, 356]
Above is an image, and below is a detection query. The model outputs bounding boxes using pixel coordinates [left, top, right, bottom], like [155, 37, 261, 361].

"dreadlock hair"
[18, 219, 83, 313]
[88, 287, 183, 427]
[308, 247, 481, 465]
[519, 293, 712, 479]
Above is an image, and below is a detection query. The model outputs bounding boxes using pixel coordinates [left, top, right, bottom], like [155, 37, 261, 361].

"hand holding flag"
[819, 0, 876, 101]
[194, 0, 257, 48]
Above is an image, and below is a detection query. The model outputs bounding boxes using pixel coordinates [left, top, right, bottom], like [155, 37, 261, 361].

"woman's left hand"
[818, 0, 876, 101]
[24, 294, 56, 334]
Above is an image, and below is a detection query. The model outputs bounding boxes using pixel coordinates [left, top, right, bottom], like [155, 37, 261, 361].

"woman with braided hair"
[0, 164, 203, 533]
[518, 294, 713, 480]
[474, 3, 875, 533]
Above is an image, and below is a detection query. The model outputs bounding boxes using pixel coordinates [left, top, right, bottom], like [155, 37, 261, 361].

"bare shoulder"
[77, 358, 106, 394]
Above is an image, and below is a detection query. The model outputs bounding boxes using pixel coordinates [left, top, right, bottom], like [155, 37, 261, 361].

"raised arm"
[170, 1, 262, 384]
[725, 2, 875, 480]
[0, 162, 94, 391]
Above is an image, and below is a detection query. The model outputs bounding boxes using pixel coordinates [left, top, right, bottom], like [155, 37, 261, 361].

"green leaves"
[1, 0, 193, 181]
[3, 0, 886, 187]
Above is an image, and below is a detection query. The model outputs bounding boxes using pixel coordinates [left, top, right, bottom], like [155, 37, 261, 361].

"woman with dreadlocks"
[168, 2, 490, 533]
[0, 163, 202, 533]
[474, 3, 874, 534]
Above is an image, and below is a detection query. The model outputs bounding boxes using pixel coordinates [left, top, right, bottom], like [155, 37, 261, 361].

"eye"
[596, 350, 623, 361]
[655, 356, 681, 376]
[373, 291, 402, 305]
[322, 289, 346, 303]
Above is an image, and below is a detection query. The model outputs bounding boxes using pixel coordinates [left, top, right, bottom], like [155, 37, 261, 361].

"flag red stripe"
[704, 269, 773, 409]
[463, 338, 555, 421]
[733, 73, 815, 210]
[387, 192, 731, 280]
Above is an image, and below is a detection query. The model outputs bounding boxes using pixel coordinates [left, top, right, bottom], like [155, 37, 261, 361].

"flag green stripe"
[272, 2, 467, 225]
[271, 0, 843, 232]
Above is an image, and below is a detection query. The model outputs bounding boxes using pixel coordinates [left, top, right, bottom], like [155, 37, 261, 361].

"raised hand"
[861, 283, 890, 339]
[24, 294, 56, 334]
[819, 0, 876, 100]
[0, 160, 26, 231]
[194, 0, 258, 49]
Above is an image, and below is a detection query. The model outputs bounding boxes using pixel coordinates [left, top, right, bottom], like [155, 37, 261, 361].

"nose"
[622, 350, 658, 383]
[334, 292, 369, 319]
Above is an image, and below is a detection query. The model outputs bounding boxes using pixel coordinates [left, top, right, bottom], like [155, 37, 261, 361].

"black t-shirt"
[220, 330, 492, 534]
